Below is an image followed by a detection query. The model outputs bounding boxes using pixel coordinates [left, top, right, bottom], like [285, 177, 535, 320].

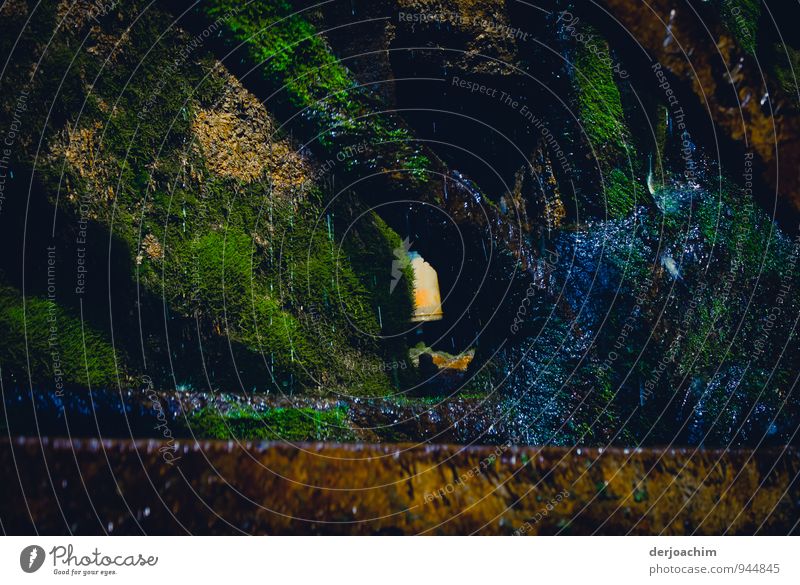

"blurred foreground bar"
[1, 438, 797, 535]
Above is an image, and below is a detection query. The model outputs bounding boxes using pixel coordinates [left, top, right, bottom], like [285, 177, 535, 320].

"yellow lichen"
[57, 120, 116, 205]
[191, 67, 311, 194]
[141, 234, 163, 261]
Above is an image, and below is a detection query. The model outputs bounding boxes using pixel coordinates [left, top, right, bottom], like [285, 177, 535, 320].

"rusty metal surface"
[1, 438, 797, 535]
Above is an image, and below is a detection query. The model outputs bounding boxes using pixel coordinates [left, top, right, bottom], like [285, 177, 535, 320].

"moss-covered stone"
[572, 25, 639, 218]
[0, 283, 119, 387]
[716, 0, 761, 56]
[0, 0, 414, 396]
[203, 0, 431, 183]
[186, 405, 355, 441]
[773, 43, 800, 107]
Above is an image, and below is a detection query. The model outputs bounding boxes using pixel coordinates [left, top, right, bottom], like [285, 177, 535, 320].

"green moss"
[203, 0, 430, 184]
[215, 2, 354, 116]
[653, 105, 669, 180]
[654, 177, 798, 383]
[455, 391, 490, 400]
[345, 213, 414, 335]
[604, 168, 638, 218]
[696, 178, 784, 277]
[186, 405, 355, 441]
[572, 26, 639, 218]
[0, 283, 119, 387]
[677, 297, 729, 375]
[574, 35, 629, 154]
[773, 43, 800, 106]
[187, 230, 256, 313]
[2, 2, 416, 396]
[717, 0, 761, 56]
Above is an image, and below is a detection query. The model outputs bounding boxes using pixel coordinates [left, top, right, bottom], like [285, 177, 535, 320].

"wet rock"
[600, 0, 800, 225]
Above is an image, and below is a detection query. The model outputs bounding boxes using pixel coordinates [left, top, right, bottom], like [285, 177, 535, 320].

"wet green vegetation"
[0, 283, 119, 387]
[203, 0, 431, 182]
[0, 0, 798, 448]
[572, 25, 639, 218]
[187, 405, 355, 441]
[0, 1, 413, 397]
[716, 0, 761, 55]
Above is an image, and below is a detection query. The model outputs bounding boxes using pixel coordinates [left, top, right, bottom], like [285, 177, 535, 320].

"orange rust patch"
[431, 352, 474, 371]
